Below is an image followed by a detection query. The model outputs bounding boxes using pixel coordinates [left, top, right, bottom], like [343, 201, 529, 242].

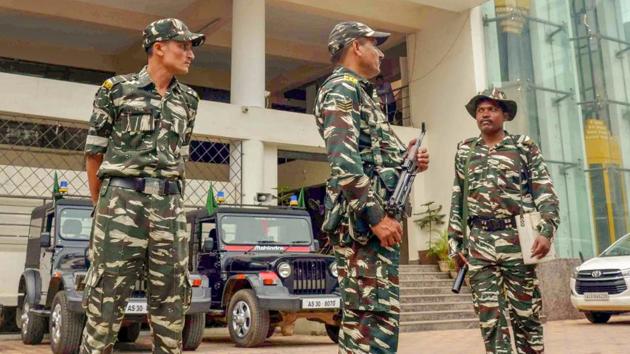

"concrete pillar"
[230, 0, 276, 205]
[399, 56, 409, 126]
[230, 0, 265, 107]
[305, 84, 317, 114]
[241, 140, 264, 204]
[263, 144, 278, 206]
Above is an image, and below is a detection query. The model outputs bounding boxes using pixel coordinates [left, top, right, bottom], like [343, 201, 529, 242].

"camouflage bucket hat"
[328, 21, 390, 57]
[465, 88, 518, 121]
[142, 18, 205, 50]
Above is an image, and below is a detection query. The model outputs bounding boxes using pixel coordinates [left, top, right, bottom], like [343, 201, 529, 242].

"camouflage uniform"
[315, 22, 406, 354]
[81, 18, 203, 354]
[448, 91, 560, 354]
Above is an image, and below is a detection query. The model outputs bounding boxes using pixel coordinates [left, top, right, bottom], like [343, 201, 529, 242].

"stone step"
[400, 309, 477, 322]
[400, 318, 479, 332]
[401, 301, 474, 312]
[400, 294, 472, 304]
[399, 264, 440, 272]
[401, 286, 472, 295]
[400, 279, 455, 288]
[399, 272, 450, 280]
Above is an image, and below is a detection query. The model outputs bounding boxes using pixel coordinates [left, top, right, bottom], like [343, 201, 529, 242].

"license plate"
[125, 302, 148, 314]
[301, 297, 340, 309]
[584, 292, 609, 301]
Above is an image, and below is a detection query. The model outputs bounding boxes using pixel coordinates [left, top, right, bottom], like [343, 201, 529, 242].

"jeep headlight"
[329, 261, 338, 278]
[621, 268, 630, 277]
[277, 262, 292, 278]
[571, 267, 579, 279]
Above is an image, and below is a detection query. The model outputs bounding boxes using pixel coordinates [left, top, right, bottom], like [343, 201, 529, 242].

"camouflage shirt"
[84, 66, 198, 180]
[447, 133, 560, 256]
[314, 66, 406, 237]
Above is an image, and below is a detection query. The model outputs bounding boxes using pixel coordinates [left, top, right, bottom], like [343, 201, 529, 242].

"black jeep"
[187, 205, 341, 347]
[16, 197, 211, 353]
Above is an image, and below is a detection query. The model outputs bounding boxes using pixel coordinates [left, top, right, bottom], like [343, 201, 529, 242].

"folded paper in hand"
[517, 211, 555, 265]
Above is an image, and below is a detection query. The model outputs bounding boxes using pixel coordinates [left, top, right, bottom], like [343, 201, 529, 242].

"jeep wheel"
[50, 292, 85, 354]
[182, 313, 205, 350]
[325, 324, 340, 343]
[18, 300, 46, 344]
[227, 289, 269, 347]
[117, 322, 141, 343]
[584, 311, 611, 324]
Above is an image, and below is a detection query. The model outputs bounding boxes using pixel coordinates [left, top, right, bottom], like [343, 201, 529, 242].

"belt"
[109, 177, 180, 196]
[468, 216, 517, 232]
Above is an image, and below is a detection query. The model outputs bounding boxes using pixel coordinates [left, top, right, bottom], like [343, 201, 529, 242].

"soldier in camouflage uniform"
[315, 22, 430, 354]
[447, 89, 560, 354]
[82, 18, 204, 354]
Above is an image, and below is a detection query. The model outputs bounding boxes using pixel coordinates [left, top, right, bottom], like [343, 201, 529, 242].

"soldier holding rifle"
[314, 21, 430, 354]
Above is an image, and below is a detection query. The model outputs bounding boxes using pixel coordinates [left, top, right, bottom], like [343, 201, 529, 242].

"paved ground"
[1, 316, 629, 353]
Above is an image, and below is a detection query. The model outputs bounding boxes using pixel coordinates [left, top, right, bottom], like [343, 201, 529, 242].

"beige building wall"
[405, 9, 481, 260]
[278, 160, 330, 190]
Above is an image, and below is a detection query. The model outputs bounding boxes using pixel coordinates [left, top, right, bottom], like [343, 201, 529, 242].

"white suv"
[570, 233, 630, 323]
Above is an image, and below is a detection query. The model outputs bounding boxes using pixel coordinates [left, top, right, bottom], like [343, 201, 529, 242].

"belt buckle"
[143, 177, 163, 195]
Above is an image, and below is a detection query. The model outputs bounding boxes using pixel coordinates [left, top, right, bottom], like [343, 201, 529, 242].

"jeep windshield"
[59, 207, 92, 241]
[601, 233, 630, 257]
[219, 215, 311, 245]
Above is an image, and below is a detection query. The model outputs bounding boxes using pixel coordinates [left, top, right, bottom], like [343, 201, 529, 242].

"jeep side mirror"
[40, 232, 51, 248]
[313, 239, 320, 252]
[202, 238, 214, 252]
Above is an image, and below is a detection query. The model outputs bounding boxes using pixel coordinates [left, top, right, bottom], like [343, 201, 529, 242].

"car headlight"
[277, 262, 292, 278]
[621, 269, 630, 277]
[571, 267, 579, 279]
[329, 261, 338, 278]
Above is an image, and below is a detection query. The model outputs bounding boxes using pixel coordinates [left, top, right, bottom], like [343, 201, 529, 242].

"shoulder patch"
[336, 97, 353, 113]
[343, 74, 358, 85]
[101, 75, 130, 90]
[101, 79, 113, 90]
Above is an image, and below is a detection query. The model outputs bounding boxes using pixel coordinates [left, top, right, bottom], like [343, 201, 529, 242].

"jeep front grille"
[291, 259, 327, 295]
[576, 269, 628, 295]
[130, 279, 147, 298]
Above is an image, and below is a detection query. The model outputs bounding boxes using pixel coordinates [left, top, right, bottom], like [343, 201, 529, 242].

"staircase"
[399, 264, 479, 332]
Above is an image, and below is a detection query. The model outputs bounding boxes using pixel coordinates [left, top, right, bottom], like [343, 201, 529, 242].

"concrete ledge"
[537, 258, 583, 321]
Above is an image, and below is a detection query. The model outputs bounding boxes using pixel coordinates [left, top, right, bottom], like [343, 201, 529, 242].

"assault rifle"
[385, 123, 426, 219]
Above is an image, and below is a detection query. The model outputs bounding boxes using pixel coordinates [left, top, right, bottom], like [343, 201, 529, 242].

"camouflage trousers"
[81, 179, 191, 354]
[333, 236, 400, 354]
[467, 227, 543, 354]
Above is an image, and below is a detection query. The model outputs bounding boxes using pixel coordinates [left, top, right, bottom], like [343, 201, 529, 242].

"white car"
[570, 233, 630, 323]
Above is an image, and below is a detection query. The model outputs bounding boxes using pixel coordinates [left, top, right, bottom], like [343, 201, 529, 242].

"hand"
[370, 216, 402, 248]
[452, 253, 467, 272]
[531, 235, 551, 259]
[416, 147, 429, 172]
[406, 139, 429, 172]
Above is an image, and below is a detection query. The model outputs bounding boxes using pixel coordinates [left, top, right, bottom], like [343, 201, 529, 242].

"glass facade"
[482, 0, 630, 258]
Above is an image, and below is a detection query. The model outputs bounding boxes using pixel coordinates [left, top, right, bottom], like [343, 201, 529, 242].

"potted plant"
[413, 201, 446, 264]
[427, 230, 450, 272]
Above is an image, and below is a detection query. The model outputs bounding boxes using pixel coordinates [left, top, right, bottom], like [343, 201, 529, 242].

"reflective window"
[59, 208, 92, 241]
[601, 233, 630, 257]
[482, 0, 630, 257]
[219, 215, 311, 245]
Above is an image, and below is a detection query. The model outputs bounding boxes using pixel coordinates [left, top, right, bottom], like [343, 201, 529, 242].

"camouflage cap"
[465, 88, 518, 121]
[142, 18, 205, 50]
[328, 21, 390, 57]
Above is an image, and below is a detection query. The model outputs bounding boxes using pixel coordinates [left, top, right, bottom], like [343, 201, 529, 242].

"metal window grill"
[0, 113, 242, 237]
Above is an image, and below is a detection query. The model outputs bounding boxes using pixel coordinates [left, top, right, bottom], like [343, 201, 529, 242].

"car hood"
[579, 255, 630, 271]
